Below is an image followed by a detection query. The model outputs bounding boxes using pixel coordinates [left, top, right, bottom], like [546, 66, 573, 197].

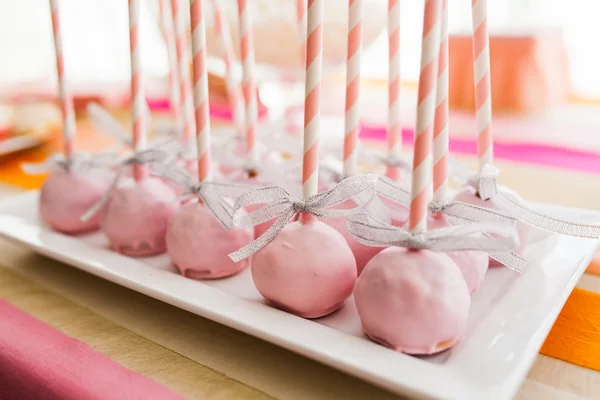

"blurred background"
[1, 0, 600, 186]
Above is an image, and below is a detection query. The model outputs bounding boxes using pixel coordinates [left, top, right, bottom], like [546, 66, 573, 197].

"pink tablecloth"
[0, 300, 183, 400]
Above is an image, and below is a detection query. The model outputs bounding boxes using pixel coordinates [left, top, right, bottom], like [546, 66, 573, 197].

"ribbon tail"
[228, 209, 296, 262]
[495, 191, 600, 239]
[488, 250, 529, 273]
[201, 188, 234, 229]
[87, 103, 130, 142]
[80, 168, 123, 222]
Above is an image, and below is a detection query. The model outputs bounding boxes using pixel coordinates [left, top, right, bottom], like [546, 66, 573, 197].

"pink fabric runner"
[360, 124, 600, 174]
[0, 300, 183, 400]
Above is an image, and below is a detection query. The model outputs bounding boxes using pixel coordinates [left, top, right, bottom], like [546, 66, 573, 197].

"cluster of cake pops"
[34, 0, 600, 357]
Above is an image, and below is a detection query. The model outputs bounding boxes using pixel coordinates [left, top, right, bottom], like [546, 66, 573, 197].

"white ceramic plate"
[0, 191, 598, 400]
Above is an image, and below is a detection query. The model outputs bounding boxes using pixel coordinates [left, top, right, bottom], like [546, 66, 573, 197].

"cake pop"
[355, 248, 470, 354]
[38, 162, 113, 234]
[252, 214, 357, 318]
[429, 214, 489, 293]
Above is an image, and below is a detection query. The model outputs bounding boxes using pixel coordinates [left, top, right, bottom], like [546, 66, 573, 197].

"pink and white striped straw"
[432, 0, 449, 202]
[302, 0, 324, 200]
[158, 0, 183, 134]
[296, 0, 308, 67]
[342, 0, 364, 178]
[210, 0, 245, 138]
[49, 0, 76, 161]
[128, 0, 148, 181]
[171, 0, 195, 149]
[237, 0, 258, 165]
[471, 0, 493, 170]
[190, 0, 211, 182]
[409, 0, 442, 233]
[386, 0, 401, 181]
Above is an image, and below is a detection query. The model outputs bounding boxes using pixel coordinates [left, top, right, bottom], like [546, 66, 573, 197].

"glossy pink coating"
[40, 168, 113, 234]
[453, 186, 529, 267]
[252, 217, 357, 318]
[355, 247, 470, 354]
[166, 200, 253, 279]
[101, 177, 179, 256]
[428, 214, 489, 293]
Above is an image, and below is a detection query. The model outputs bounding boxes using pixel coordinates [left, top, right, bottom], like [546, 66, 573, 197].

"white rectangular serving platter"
[0, 191, 598, 400]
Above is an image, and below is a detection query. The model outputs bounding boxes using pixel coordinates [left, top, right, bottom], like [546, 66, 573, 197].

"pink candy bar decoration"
[410, 0, 442, 233]
[49, 0, 76, 160]
[158, 0, 183, 134]
[433, 0, 449, 202]
[296, 0, 308, 67]
[171, 0, 195, 147]
[237, 0, 258, 163]
[342, 0, 364, 178]
[190, 0, 212, 181]
[128, 0, 148, 180]
[386, 0, 401, 180]
[0, 300, 184, 400]
[471, 0, 493, 170]
[210, 0, 245, 137]
[302, 0, 324, 199]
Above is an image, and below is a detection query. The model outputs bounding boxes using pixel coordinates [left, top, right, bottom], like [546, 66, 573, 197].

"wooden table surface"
[1, 156, 600, 400]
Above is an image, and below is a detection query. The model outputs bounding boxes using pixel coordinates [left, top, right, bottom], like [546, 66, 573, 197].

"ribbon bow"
[154, 163, 257, 228]
[347, 212, 519, 252]
[452, 160, 600, 239]
[375, 175, 529, 271]
[227, 172, 379, 262]
[80, 148, 172, 222]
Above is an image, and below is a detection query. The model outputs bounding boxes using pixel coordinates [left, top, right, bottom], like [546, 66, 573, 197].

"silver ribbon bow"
[227, 172, 379, 262]
[21, 152, 119, 175]
[346, 212, 519, 253]
[80, 148, 172, 222]
[154, 163, 257, 229]
[452, 160, 600, 239]
[375, 175, 529, 271]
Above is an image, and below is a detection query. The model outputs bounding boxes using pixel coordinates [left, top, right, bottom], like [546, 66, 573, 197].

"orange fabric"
[541, 288, 600, 371]
[449, 31, 570, 115]
[0, 123, 118, 190]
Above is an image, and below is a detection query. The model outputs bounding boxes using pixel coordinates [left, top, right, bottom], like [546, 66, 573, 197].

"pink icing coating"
[166, 200, 254, 279]
[39, 168, 113, 234]
[101, 177, 179, 256]
[355, 248, 471, 354]
[453, 186, 529, 267]
[428, 214, 489, 293]
[323, 199, 384, 275]
[252, 217, 357, 318]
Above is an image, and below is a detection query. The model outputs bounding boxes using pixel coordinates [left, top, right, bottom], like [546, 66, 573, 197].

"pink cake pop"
[355, 247, 470, 354]
[252, 215, 357, 318]
[167, 199, 253, 279]
[102, 177, 179, 256]
[40, 167, 112, 234]
[428, 214, 488, 293]
[324, 199, 384, 275]
[453, 185, 529, 267]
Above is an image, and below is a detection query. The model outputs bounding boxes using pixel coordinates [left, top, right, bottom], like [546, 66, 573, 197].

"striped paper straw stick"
[296, 0, 307, 67]
[158, 0, 183, 134]
[190, 0, 211, 181]
[171, 0, 195, 149]
[432, 0, 449, 202]
[237, 0, 258, 164]
[409, 0, 442, 233]
[471, 0, 493, 170]
[342, 0, 364, 178]
[128, 0, 148, 180]
[49, 0, 76, 161]
[302, 0, 324, 200]
[210, 0, 245, 138]
[386, 0, 401, 180]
